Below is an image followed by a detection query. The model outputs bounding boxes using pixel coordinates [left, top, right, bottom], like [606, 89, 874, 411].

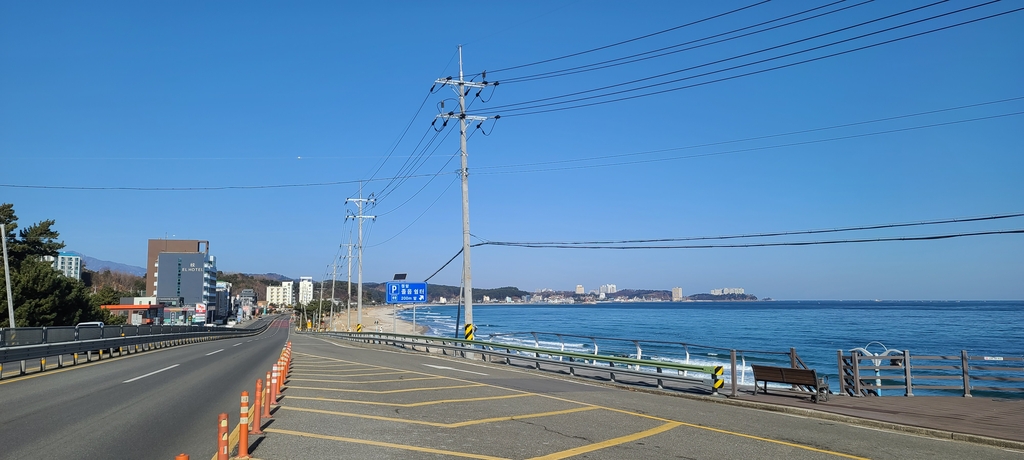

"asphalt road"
[250, 333, 1024, 460]
[0, 315, 290, 460]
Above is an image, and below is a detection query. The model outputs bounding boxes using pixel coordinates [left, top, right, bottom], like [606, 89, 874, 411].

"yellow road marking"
[293, 349, 869, 459]
[290, 376, 445, 384]
[211, 401, 257, 460]
[286, 393, 536, 407]
[280, 405, 598, 428]
[529, 421, 682, 460]
[290, 371, 413, 377]
[264, 428, 507, 460]
[287, 383, 485, 394]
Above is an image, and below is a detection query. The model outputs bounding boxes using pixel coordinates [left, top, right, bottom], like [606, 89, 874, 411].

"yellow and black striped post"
[355, 324, 363, 332]
[464, 324, 474, 341]
[711, 365, 725, 395]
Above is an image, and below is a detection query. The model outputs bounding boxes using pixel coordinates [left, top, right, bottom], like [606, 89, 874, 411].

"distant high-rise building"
[298, 276, 314, 305]
[50, 252, 82, 280]
[575, 284, 585, 295]
[599, 284, 618, 294]
[672, 287, 683, 302]
[267, 281, 294, 306]
[146, 239, 208, 296]
[710, 288, 744, 296]
[155, 251, 218, 321]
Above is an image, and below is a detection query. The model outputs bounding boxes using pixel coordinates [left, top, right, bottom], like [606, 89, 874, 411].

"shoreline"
[322, 304, 430, 335]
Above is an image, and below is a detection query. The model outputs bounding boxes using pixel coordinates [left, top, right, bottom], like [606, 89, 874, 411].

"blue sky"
[2, 1, 1022, 300]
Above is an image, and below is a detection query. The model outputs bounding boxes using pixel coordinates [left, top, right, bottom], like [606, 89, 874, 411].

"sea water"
[397, 300, 1024, 395]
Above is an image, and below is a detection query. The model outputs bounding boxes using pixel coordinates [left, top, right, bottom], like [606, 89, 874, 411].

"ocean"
[396, 300, 1024, 396]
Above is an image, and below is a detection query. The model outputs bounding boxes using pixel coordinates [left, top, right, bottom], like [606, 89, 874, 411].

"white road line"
[206, 349, 225, 356]
[233, 343, 242, 347]
[423, 364, 488, 376]
[123, 364, 180, 383]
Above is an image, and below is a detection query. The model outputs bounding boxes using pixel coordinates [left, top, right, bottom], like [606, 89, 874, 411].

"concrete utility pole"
[330, 254, 339, 332]
[435, 45, 489, 339]
[343, 240, 354, 331]
[2, 224, 14, 328]
[345, 184, 374, 332]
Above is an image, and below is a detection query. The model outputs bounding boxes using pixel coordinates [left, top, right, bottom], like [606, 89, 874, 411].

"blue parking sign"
[386, 282, 428, 304]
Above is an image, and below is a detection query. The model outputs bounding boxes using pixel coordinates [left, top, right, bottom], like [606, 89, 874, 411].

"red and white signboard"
[195, 303, 207, 314]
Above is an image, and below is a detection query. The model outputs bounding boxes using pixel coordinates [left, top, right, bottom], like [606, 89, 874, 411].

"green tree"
[1, 203, 99, 327]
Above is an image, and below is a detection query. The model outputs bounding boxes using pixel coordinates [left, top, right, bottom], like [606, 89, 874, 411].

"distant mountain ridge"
[70, 252, 147, 277]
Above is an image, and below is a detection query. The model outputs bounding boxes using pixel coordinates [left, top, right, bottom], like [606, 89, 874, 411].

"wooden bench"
[751, 364, 830, 403]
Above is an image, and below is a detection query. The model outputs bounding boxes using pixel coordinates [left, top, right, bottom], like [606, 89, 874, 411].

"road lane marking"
[280, 405, 598, 428]
[291, 371, 418, 378]
[530, 421, 682, 460]
[205, 349, 225, 356]
[292, 351, 869, 459]
[286, 393, 535, 407]
[264, 428, 506, 460]
[233, 343, 242, 347]
[123, 364, 180, 383]
[423, 364, 488, 375]
[287, 383, 485, 394]
[289, 376, 445, 384]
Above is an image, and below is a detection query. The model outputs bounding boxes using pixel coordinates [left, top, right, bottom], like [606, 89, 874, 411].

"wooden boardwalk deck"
[732, 390, 1024, 444]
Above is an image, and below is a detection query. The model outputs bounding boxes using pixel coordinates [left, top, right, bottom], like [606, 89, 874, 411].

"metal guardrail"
[837, 349, 1024, 397]
[483, 331, 809, 388]
[0, 320, 272, 379]
[305, 330, 813, 396]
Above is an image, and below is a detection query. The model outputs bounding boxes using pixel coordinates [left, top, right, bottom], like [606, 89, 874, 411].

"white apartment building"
[575, 285, 585, 295]
[266, 281, 294, 306]
[50, 252, 82, 280]
[710, 288, 744, 296]
[599, 284, 617, 294]
[672, 287, 683, 302]
[298, 276, 314, 305]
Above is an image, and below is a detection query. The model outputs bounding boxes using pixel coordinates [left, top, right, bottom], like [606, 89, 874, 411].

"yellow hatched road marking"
[529, 421, 682, 460]
[295, 349, 869, 459]
[290, 371, 415, 377]
[291, 367, 384, 373]
[290, 376, 445, 384]
[264, 428, 507, 460]
[287, 383, 485, 394]
[286, 393, 536, 407]
[280, 405, 598, 428]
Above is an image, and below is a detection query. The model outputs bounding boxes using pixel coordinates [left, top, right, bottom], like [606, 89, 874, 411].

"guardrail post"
[217, 413, 229, 460]
[961, 349, 972, 397]
[851, 350, 862, 396]
[238, 391, 250, 459]
[903, 350, 913, 396]
[730, 349, 738, 397]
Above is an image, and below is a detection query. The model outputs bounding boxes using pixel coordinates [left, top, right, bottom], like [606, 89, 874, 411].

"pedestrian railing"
[837, 350, 1024, 397]
[0, 320, 272, 379]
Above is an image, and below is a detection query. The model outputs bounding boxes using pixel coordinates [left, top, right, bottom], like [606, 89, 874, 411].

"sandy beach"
[319, 304, 429, 335]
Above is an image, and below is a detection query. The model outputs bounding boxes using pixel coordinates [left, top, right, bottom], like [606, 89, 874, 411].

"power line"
[473, 96, 1024, 171]
[478, 0, 771, 75]
[480, 0, 956, 112]
[475, 212, 1024, 245]
[498, 0, 865, 84]
[475, 3, 1021, 117]
[473, 110, 1024, 175]
[478, 229, 1024, 250]
[0, 171, 457, 191]
[369, 176, 459, 248]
